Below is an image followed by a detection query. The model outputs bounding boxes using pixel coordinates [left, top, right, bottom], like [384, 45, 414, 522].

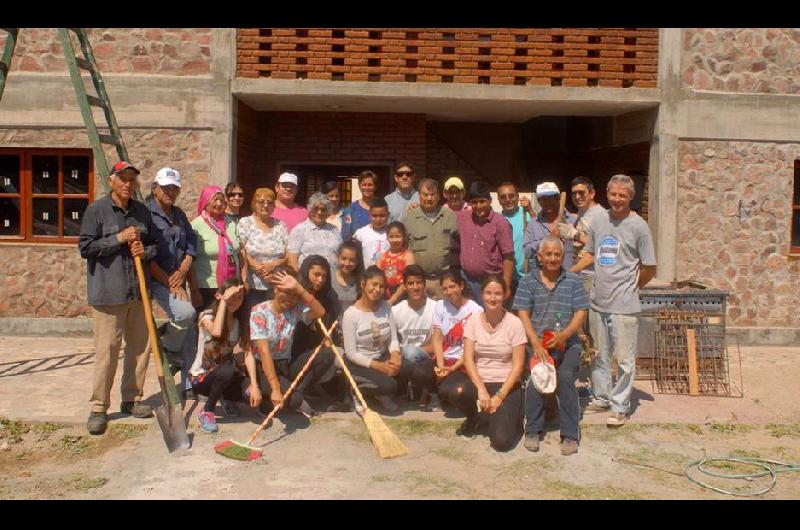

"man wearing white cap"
[523, 182, 578, 271]
[273, 172, 308, 233]
[146, 167, 200, 400]
[442, 176, 471, 212]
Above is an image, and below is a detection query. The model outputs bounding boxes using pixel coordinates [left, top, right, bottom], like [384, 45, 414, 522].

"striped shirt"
[511, 268, 590, 346]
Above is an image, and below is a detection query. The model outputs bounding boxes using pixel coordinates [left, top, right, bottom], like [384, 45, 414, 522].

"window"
[793, 161, 800, 254]
[0, 148, 93, 243]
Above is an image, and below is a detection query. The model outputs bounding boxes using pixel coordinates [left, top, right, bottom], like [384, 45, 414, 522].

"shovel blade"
[155, 402, 191, 453]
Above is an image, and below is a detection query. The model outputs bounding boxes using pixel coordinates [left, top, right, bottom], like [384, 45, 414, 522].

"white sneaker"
[426, 394, 442, 412]
[375, 395, 399, 412]
[584, 398, 610, 413]
[351, 392, 365, 414]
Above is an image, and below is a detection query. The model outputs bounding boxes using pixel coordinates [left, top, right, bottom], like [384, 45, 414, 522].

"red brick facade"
[237, 28, 659, 88]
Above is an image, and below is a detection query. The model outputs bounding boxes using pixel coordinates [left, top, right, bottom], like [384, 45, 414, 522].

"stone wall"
[682, 29, 800, 94]
[677, 141, 800, 328]
[0, 127, 212, 318]
[1, 29, 212, 75]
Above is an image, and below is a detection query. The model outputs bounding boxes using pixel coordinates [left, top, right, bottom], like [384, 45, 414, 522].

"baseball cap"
[111, 161, 140, 176]
[155, 167, 181, 188]
[530, 356, 557, 394]
[536, 182, 560, 197]
[469, 181, 492, 201]
[277, 172, 299, 186]
[443, 176, 465, 191]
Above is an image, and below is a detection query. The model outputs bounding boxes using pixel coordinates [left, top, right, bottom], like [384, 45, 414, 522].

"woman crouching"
[247, 266, 334, 416]
[457, 275, 526, 451]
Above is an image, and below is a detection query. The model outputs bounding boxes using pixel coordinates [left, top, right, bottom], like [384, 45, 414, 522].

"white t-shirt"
[392, 298, 437, 349]
[353, 225, 389, 268]
[432, 298, 484, 361]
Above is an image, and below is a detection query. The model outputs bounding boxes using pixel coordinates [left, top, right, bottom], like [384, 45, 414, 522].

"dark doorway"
[278, 162, 393, 206]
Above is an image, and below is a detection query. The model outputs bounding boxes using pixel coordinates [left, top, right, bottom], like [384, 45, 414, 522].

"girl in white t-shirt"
[431, 270, 483, 409]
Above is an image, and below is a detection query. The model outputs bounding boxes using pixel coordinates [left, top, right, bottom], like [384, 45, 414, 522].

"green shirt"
[190, 216, 242, 289]
[404, 206, 459, 277]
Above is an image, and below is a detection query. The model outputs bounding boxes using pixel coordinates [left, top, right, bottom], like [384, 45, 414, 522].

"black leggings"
[191, 362, 248, 413]
[438, 371, 523, 451]
[344, 356, 427, 398]
[256, 347, 335, 412]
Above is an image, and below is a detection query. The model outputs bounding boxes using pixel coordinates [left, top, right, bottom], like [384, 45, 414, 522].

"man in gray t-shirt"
[581, 174, 656, 427]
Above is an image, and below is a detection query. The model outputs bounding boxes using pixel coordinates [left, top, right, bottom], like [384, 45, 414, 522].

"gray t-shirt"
[332, 273, 358, 322]
[342, 302, 400, 367]
[574, 204, 607, 277]
[585, 211, 656, 314]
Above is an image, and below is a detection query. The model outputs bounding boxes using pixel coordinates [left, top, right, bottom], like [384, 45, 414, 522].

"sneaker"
[221, 399, 241, 418]
[197, 411, 218, 433]
[120, 401, 154, 418]
[606, 412, 627, 427]
[351, 392, 365, 414]
[87, 412, 108, 435]
[456, 415, 480, 438]
[297, 399, 319, 418]
[523, 433, 541, 452]
[560, 438, 579, 455]
[584, 398, 610, 413]
[426, 394, 442, 412]
[375, 395, 399, 412]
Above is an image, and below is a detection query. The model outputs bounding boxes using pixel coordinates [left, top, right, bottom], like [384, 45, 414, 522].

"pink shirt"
[456, 209, 514, 279]
[464, 311, 527, 383]
[273, 204, 308, 233]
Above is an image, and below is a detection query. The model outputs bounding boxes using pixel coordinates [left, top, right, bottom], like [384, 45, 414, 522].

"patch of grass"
[404, 471, 475, 497]
[705, 420, 754, 435]
[384, 418, 460, 438]
[493, 457, 554, 485]
[687, 424, 704, 435]
[432, 444, 473, 463]
[108, 423, 148, 440]
[545, 479, 643, 500]
[766, 423, 800, 439]
[0, 418, 31, 444]
[618, 446, 687, 467]
[371, 474, 392, 483]
[335, 419, 371, 444]
[62, 474, 108, 492]
[57, 434, 90, 456]
[728, 449, 761, 459]
[31, 423, 66, 441]
[583, 422, 705, 443]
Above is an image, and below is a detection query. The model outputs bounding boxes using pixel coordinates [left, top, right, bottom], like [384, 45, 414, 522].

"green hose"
[684, 457, 800, 497]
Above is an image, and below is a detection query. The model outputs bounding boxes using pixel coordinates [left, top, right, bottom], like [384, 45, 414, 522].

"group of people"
[79, 159, 656, 456]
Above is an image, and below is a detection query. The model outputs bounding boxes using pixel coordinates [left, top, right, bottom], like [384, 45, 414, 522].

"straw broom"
[319, 320, 408, 459]
[214, 320, 338, 461]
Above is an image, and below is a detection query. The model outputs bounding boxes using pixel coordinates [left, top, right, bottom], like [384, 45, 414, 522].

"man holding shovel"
[79, 161, 158, 435]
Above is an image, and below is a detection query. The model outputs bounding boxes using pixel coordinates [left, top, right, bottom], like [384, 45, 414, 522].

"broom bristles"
[214, 440, 263, 461]
[363, 409, 408, 459]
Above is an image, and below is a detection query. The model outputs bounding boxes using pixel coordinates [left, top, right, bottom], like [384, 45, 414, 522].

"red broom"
[214, 320, 338, 461]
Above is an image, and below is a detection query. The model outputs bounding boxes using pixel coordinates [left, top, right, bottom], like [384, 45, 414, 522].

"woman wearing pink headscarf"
[191, 185, 247, 310]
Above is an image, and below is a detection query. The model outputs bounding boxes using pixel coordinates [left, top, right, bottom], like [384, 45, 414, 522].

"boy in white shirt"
[353, 197, 390, 268]
[391, 265, 437, 408]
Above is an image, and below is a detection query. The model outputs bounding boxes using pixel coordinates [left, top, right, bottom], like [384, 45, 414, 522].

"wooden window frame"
[0, 148, 94, 244]
[792, 160, 800, 255]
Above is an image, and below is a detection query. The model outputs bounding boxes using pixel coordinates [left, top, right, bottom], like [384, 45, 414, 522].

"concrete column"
[209, 28, 236, 185]
[649, 28, 683, 282]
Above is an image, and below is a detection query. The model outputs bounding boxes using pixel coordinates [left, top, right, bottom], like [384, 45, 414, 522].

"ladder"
[0, 28, 134, 197]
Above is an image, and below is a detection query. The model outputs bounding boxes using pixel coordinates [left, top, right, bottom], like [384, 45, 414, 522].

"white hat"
[443, 176, 465, 191]
[277, 172, 299, 186]
[155, 167, 181, 188]
[535, 182, 560, 197]
[531, 360, 557, 394]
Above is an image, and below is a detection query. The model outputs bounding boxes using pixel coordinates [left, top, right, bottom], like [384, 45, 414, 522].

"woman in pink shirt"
[457, 274, 526, 451]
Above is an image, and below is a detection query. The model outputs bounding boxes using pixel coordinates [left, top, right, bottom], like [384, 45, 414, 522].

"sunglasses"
[255, 200, 274, 206]
[227, 192, 244, 198]
[278, 182, 297, 189]
[499, 194, 517, 200]
[571, 190, 588, 196]
[396, 171, 414, 177]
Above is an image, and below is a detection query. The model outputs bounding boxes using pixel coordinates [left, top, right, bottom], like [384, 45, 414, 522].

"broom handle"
[246, 319, 339, 445]
[133, 255, 165, 380]
[318, 320, 369, 411]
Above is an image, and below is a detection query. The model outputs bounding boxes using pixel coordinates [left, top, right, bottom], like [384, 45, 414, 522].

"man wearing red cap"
[78, 161, 158, 435]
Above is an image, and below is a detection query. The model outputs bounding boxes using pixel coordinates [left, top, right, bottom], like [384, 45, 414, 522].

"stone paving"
[1, 335, 798, 428]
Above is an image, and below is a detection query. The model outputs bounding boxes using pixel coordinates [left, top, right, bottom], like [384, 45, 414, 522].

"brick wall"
[237, 28, 658, 88]
[236, 100, 265, 190]
[683, 29, 800, 94]
[1, 28, 211, 75]
[576, 142, 651, 219]
[426, 127, 482, 187]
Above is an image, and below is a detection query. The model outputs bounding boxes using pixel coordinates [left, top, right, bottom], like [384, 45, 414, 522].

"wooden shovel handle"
[247, 319, 339, 445]
[133, 255, 165, 379]
[318, 320, 369, 411]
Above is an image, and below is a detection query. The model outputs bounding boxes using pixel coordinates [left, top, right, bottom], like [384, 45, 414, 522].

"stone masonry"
[683, 29, 800, 94]
[678, 141, 800, 328]
[0, 128, 212, 319]
[1, 28, 211, 76]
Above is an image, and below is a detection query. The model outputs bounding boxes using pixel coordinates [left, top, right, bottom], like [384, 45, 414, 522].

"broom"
[319, 320, 408, 459]
[214, 320, 338, 461]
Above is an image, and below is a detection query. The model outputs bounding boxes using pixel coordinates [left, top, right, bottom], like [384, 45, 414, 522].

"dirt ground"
[1, 339, 799, 499]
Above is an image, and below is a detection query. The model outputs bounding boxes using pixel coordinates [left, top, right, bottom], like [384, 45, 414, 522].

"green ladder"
[0, 28, 19, 104]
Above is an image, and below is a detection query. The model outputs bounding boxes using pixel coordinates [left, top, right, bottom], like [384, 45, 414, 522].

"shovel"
[133, 255, 191, 453]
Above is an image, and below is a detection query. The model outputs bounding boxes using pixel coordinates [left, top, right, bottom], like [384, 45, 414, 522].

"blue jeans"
[460, 271, 485, 309]
[525, 342, 581, 441]
[402, 345, 429, 364]
[151, 282, 197, 392]
[589, 310, 639, 414]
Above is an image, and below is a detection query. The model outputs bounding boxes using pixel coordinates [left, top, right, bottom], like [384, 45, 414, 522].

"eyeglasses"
[311, 207, 328, 214]
[499, 194, 517, 200]
[396, 171, 414, 177]
[255, 200, 274, 206]
[227, 192, 244, 198]
[278, 182, 297, 189]
[571, 190, 588, 196]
